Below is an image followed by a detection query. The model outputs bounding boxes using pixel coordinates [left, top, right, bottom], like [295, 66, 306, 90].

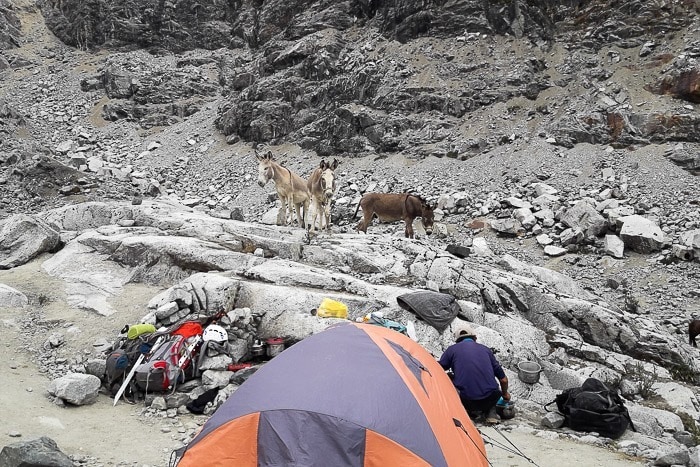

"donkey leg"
[277, 198, 288, 225]
[324, 205, 331, 231]
[296, 203, 305, 228]
[288, 196, 298, 225]
[319, 202, 327, 231]
[404, 218, 414, 238]
[309, 199, 318, 232]
[356, 212, 371, 233]
[302, 200, 310, 230]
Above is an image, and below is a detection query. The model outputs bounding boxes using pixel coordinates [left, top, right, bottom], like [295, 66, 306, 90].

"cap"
[454, 323, 477, 341]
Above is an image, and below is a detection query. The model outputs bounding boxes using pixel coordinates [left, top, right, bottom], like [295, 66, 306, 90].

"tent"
[176, 322, 489, 467]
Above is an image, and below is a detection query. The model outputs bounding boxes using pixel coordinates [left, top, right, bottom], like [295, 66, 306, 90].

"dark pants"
[460, 390, 501, 418]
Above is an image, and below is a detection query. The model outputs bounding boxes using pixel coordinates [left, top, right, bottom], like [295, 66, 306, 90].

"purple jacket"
[438, 338, 505, 400]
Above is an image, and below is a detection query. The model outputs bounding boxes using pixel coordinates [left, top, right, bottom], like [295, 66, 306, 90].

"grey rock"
[490, 218, 525, 236]
[514, 207, 537, 230]
[198, 354, 233, 371]
[654, 448, 690, 466]
[680, 229, 700, 249]
[627, 403, 685, 436]
[201, 369, 233, 388]
[0, 283, 28, 308]
[617, 215, 667, 253]
[47, 373, 101, 406]
[165, 392, 190, 409]
[544, 245, 567, 257]
[541, 412, 565, 428]
[536, 234, 553, 246]
[0, 436, 73, 467]
[559, 200, 607, 237]
[151, 396, 167, 411]
[0, 214, 61, 269]
[604, 234, 625, 259]
[84, 359, 106, 379]
[532, 183, 558, 196]
[672, 244, 694, 261]
[651, 382, 700, 421]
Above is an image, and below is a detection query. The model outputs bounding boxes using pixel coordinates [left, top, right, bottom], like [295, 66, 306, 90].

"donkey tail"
[353, 199, 361, 219]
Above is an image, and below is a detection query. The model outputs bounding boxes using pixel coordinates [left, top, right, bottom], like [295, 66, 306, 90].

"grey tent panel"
[258, 410, 365, 467]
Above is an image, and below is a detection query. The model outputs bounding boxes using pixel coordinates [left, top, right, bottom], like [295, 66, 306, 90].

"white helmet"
[203, 324, 228, 343]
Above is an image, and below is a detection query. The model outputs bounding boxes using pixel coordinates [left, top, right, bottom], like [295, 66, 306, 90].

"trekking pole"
[178, 335, 203, 369]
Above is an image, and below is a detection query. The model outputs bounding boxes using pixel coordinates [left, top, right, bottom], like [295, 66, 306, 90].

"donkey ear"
[331, 158, 340, 170]
[266, 151, 274, 160]
[319, 160, 327, 169]
[255, 151, 262, 161]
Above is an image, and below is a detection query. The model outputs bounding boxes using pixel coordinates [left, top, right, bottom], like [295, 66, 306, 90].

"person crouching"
[438, 324, 510, 424]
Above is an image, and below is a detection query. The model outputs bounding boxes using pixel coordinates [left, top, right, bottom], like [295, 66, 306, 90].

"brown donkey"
[307, 158, 340, 232]
[354, 193, 435, 239]
[690, 320, 700, 347]
[256, 151, 310, 227]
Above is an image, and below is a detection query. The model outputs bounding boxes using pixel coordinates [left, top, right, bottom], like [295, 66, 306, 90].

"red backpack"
[133, 321, 203, 392]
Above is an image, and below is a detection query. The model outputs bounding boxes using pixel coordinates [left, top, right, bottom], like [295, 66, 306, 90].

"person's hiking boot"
[485, 407, 500, 425]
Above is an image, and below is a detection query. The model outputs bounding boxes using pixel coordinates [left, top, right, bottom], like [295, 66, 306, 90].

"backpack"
[105, 332, 159, 395]
[133, 321, 203, 393]
[546, 377, 635, 439]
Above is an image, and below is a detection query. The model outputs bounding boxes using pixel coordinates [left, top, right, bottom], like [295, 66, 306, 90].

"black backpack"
[105, 333, 159, 395]
[545, 377, 635, 439]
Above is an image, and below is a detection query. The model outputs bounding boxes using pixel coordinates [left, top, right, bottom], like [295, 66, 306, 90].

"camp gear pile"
[133, 321, 203, 392]
[107, 320, 210, 401]
[546, 377, 635, 439]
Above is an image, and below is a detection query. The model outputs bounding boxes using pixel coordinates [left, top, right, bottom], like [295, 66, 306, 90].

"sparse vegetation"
[34, 293, 52, 307]
[678, 412, 700, 446]
[626, 362, 658, 399]
[669, 362, 699, 385]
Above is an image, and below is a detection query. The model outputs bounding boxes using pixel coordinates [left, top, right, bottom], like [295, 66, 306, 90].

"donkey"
[256, 151, 310, 227]
[354, 193, 435, 239]
[307, 158, 340, 232]
[690, 320, 700, 347]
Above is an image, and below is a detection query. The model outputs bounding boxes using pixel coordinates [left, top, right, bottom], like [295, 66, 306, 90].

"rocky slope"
[1, 0, 700, 465]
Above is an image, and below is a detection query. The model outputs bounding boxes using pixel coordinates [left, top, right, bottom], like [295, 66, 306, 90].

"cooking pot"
[517, 361, 542, 384]
[250, 340, 266, 357]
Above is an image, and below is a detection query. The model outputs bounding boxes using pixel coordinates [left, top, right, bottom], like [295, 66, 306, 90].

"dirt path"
[482, 426, 644, 466]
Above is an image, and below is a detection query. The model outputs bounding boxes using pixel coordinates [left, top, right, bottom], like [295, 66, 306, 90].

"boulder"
[490, 218, 525, 236]
[559, 200, 607, 237]
[617, 215, 667, 253]
[0, 283, 28, 307]
[604, 234, 625, 259]
[0, 436, 73, 467]
[0, 214, 61, 269]
[680, 229, 700, 257]
[544, 245, 567, 257]
[652, 382, 700, 421]
[47, 373, 102, 406]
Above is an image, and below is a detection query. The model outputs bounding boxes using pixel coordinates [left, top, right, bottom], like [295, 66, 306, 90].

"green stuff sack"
[127, 323, 157, 340]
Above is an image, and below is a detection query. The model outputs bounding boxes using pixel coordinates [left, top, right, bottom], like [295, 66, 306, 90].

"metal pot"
[266, 337, 285, 357]
[496, 401, 516, 420]
[517, 361, 542, 384]
[250, 340, 265, 357]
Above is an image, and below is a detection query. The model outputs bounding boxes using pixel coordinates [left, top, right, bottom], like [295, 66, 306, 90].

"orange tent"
[177, 322, 489, 466]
